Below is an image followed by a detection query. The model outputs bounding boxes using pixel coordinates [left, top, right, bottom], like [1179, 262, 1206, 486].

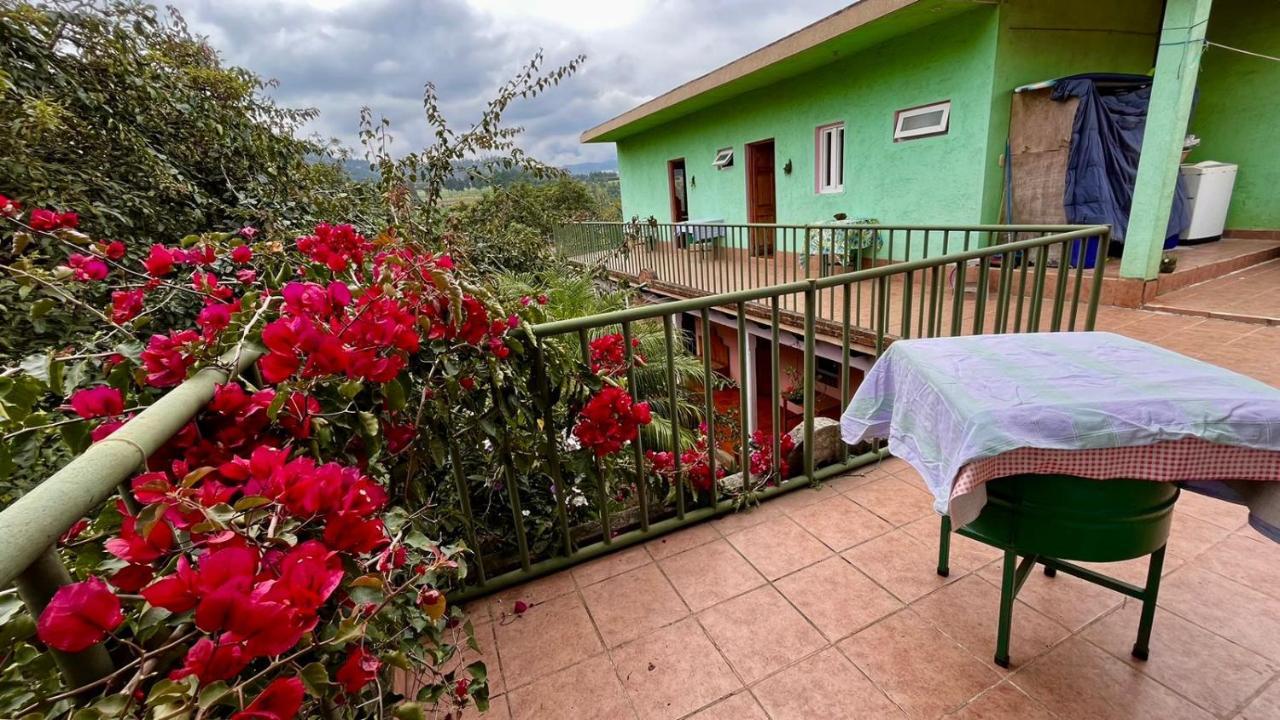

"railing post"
[15, 547, 114, 689]
[802, 280, 817, 482]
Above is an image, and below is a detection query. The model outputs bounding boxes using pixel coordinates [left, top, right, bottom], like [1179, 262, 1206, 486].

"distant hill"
[328, 156, 617, 186]
[561, 159, 618, 175]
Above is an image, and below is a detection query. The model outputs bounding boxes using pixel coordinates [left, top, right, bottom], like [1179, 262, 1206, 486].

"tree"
[0, 1, 375, 242]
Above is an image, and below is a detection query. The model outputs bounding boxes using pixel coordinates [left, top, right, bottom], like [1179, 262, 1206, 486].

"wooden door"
[746, 140, 776, 256]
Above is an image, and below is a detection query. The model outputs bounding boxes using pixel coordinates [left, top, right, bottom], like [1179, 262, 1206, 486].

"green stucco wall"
[981, 0, 1162, 223]
[616, 7, 1001, 258]
[1189, 0, 1280, 229]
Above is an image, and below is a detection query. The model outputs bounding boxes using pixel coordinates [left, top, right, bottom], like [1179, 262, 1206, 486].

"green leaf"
[382, 378, 406, 411]
[197, 682, 229, 710]
[58, 420, 91, 455]
[300, 662, 331, 696]
[393, 702, 427, 720]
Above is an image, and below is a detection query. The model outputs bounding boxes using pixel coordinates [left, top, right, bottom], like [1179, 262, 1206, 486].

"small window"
[712, 147, 734, 169]
[816, 123, 844, 193]
[894, 101, 950, 141]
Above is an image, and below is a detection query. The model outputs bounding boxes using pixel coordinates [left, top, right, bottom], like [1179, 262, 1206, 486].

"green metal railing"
[0, 222, 1110, 685]
[450, 223, 1111, 598]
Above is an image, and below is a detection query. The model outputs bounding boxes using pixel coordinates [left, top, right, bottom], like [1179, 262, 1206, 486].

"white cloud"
[165, 0, 850, 166]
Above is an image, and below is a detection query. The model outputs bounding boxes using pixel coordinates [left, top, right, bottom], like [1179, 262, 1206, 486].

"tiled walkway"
[1146, 259, 1280, 324]
[462, 310, 1280, 720]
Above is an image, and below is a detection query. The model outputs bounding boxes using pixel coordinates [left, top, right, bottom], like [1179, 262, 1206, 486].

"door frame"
[667, 158, 689, 223]
[744, 139, 777, 255]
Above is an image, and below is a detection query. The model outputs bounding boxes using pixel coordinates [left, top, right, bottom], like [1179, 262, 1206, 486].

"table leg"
[937, 515, 951, 577]
[1132, 544, 1167, 661]
[995, 548, 1017, 668]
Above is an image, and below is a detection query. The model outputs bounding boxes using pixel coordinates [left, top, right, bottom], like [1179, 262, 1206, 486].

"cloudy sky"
[165, 0, 851, 167]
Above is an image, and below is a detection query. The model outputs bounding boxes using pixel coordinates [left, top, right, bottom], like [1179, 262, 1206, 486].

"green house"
[581, 0, 1279, 281]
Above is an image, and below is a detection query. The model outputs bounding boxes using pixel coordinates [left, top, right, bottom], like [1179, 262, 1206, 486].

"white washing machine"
[1179, 161, 1238, 243]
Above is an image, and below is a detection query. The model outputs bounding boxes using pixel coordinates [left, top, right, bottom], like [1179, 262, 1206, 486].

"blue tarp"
[1051, 74, 1189, 244]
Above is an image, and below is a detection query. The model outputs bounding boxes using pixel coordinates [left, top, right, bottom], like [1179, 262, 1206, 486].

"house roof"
[581, 0, 978, 143]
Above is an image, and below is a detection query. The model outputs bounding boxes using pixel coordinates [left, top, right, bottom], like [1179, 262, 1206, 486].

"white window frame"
[712, 147, 734, 169]
[893, 101, 951, 141]
[815, 123, 844, 194]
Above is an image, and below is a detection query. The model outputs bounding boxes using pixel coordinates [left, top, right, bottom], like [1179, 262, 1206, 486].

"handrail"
[0, 346, 262, 588]
[565, 221, 1101, 232]
[533, 225, 1110, 336]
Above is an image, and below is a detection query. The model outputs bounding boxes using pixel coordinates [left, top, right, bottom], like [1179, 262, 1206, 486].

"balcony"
[8, 222, 1280, 719]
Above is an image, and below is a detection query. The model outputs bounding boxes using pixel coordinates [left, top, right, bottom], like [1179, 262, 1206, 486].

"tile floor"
[457, 308, 1280, 720]
[1147, 258, 1280, 324]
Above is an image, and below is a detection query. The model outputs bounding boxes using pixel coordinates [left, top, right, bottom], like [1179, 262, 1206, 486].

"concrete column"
[1120, 0, 1213, 280]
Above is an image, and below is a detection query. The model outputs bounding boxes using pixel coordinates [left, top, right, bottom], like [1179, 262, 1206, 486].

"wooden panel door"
[746, 140, 776, 256]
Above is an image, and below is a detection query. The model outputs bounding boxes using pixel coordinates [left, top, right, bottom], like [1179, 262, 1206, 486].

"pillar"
[1120, 0, 1213, 280]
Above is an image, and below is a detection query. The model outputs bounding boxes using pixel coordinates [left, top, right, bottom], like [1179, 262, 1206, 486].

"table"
[840, 332, 1280, 667]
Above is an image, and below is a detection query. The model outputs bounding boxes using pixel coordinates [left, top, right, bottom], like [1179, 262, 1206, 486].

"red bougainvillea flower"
[67, 253, 108, 282]
[748, 430, 797, 478]
[111, 288, 146, 324]
[59, 518, 90, 545]
[105, 500, 174, 563]
[35, 577, 123, 652]
[383, 419, 416, 454]
[573, 386, 652, 456]
[296, 222, 370, 272]
[170, 636, 250, 685]
[68, 385, 124, 419]
[108, 564, 154, 593]
[0, 194, 19, 217]
[140, 329, 199, 387]
[143, 244, 178, 277]
[57, 211, 78, 228]
[100, 240, 126, 260]
[335, 645, 381, 695]
[230, 245, 253, 263]
[197, 302, 236, 339]
[231, 675, 305, 720]
[28, 208, 60, 231]
[322, 512, 387, 554]
[589, 333, 644, 376]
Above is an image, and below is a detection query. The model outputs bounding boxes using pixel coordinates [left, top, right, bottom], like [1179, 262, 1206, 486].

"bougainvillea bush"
[0, 189, 724, 716]
[0, 195, 538, 718]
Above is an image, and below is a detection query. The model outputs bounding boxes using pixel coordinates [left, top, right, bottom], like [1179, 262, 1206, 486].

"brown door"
[746, 140, 776, 256]
[668, 159, 689, 223]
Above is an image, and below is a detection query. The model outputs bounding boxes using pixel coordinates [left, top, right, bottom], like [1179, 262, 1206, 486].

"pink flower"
[68, 386, 124, 419]
[28, 208, 60, 231]
[67, 254, 108, 282]
[140, 329, 199, 387]
[36, 577, 123, 652]
[231, 676, 304, 720]
[101, 240, 126, 260]
[230, 245, 253, 264]
[0, 194, 19, 218]
[197, 302, 234, 338]
[143, 244, 177, 277]
[111, 289, 146, 324]
[238, 226, 259, 240]
[335, 645, 381, 695]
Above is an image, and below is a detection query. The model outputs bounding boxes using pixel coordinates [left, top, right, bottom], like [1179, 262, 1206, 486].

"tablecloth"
[840, 332, 1280, 538]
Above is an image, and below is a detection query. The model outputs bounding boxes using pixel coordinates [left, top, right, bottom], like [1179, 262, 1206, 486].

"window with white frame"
[816, 123, 844, 193]
[712, 147, 734, 169]
[894, 101, 950, 141]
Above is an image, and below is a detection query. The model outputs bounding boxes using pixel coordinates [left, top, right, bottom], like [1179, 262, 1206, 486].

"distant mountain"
[561, 159, 618, 176]
[339, 159, 379, 181]
[325, 156, 617, 184]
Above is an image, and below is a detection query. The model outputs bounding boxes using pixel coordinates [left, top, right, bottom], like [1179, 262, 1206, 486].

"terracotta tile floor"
[471, 310, 1280, 719]
[1147, 259, 1280, 323]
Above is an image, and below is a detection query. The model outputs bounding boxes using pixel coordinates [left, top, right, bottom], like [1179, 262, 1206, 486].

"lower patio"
[457, 307, 1280, 720]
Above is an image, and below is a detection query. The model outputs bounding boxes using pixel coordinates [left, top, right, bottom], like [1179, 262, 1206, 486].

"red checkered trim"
[953, 437, 1280, 503]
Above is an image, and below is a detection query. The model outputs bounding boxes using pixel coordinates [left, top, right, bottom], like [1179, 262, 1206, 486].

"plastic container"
[1179, 161, 1238, 243]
